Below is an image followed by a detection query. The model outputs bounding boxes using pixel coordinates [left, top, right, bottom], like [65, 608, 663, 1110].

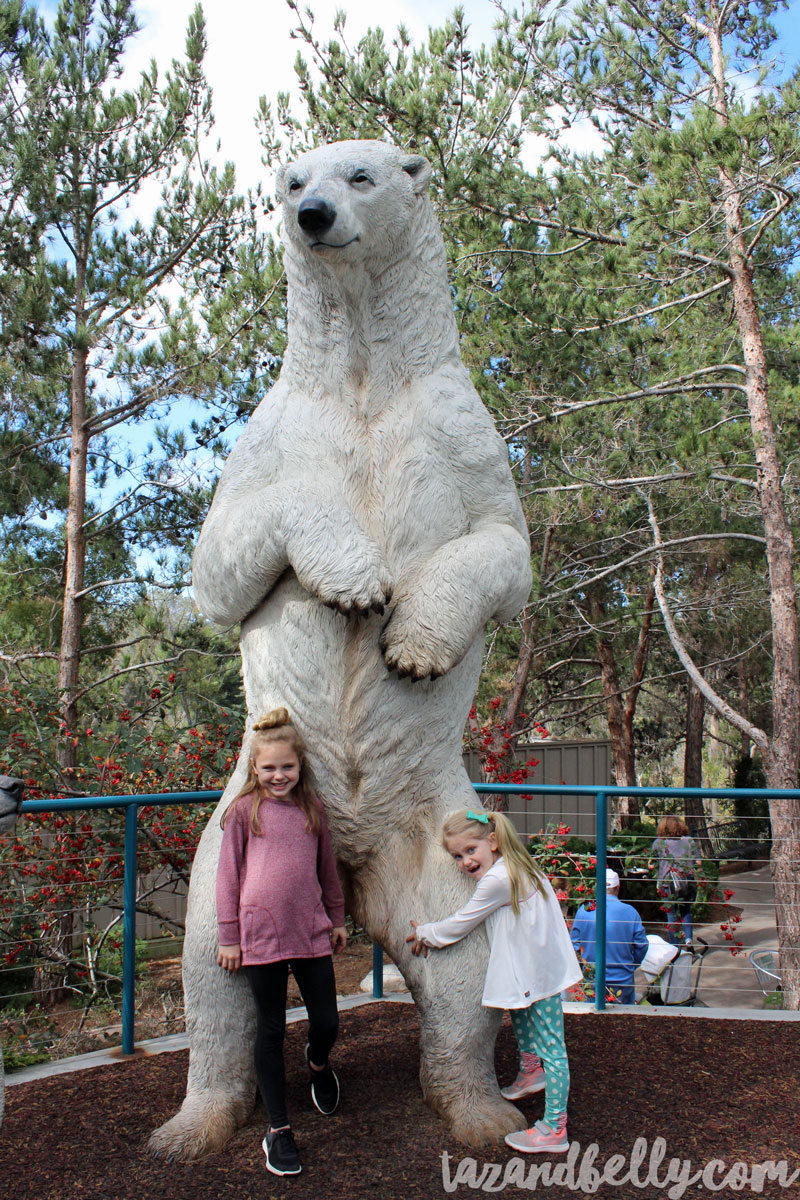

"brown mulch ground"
[3, 1004, 799, 1200]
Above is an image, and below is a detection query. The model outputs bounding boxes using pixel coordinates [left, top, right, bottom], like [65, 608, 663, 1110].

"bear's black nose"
[297, 197, 337, 236]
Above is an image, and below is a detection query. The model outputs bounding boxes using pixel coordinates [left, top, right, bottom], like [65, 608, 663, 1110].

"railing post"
[595, 791, 607, 1012]
[122, 801, 138, 1055]
[372, 941, 384, 999]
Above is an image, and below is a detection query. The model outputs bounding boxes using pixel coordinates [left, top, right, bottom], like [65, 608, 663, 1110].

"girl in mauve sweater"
[216, 708, 346, 1178]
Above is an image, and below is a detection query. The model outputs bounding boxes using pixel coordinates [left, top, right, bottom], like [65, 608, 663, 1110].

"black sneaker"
[262, 1128, 302, 1176]
[305, 1043, 340, 1115]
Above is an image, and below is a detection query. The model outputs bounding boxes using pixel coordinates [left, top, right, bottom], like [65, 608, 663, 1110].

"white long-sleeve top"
[414, 858, 582, 1009]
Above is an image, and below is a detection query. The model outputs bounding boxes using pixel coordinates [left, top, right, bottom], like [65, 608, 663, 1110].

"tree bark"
[684, 679, 712, 855]
[737, 659, 751, 761]
[48, 334, 88, 999]
[57, 116, 91, 775]
[703, 6, 800, 1010]
[58, 342, 88, 773]
[622, 569, 656, 762]
[591, 582, 655, 828]
[660, 4, 800, 1007]
[477, 511, 543, 811]
[595, 631, 638, 828]
[683, 679, 704, 789]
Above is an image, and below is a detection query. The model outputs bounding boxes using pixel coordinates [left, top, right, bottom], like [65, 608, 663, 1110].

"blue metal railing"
[17, 783, 799, 1052]
[21, 790, 223, 1054]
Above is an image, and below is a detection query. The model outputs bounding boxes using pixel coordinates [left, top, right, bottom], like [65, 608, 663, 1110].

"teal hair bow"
[466, 809, 490, 824]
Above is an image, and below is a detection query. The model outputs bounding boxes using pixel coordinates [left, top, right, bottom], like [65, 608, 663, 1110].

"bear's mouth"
[311, 236, 361, 250]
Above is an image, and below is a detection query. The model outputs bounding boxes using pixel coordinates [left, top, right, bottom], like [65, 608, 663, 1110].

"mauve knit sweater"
[216, 794, 345, 964]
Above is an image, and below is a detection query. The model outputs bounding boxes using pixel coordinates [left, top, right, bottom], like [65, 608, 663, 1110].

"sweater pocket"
[300, 901, 332, 955]
[311, 902, 333, 938]
[241, 905, 282, 962]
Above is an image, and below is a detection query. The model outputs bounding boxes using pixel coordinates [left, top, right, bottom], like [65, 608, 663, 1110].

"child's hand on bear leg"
[406, 920, 429, 957]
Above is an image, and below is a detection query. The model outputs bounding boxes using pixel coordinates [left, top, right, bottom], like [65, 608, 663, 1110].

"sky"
[33, 0, 800, 197]
[124, 0, 516, 192]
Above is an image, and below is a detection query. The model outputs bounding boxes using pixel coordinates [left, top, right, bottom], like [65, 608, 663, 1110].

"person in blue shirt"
[570, 869, 649, 1004]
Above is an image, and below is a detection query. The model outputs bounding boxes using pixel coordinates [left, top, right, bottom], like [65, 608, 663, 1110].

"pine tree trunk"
[32, 911, 74, 1008]
[706, 10, 800, 1008]
[592, 588, 650, 828]
[595, 627, 638, 826]
[481, 615, 534, 814]
[684, 679, 704, 788]
[46, 334, 88, 1003]
[58, 341, 89, 775]
[480, 509, 540, 811]
[684, 680, 712, 855]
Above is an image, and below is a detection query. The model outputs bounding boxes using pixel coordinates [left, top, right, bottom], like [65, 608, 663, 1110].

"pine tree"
[0, 1, 269, 773]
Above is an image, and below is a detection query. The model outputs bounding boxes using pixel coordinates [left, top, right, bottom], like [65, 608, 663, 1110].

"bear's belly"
[240, 574, 482, 839]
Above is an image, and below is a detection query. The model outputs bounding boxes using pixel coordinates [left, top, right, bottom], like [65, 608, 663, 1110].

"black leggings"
[245, 956, 339, 1130]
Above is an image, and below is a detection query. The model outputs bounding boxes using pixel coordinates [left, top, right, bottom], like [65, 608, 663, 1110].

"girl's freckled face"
[445, 831, 500, 882]
[253, 745, 300, 799]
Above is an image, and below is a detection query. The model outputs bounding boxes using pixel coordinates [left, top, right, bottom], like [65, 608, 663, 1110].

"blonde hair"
[441, 808, 546, 915]
[221, 708, 321, 836]
[657, 814, 689, 838]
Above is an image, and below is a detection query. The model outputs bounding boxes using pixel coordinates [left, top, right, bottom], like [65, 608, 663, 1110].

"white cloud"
[120, 1, 507, 191]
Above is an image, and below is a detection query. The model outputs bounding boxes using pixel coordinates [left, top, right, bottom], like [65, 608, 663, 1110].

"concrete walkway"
[639, 864, 780, 1009]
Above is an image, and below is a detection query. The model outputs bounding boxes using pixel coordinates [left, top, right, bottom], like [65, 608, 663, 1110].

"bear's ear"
[402, 154, 432, 195]
[275, 161, 291, 203]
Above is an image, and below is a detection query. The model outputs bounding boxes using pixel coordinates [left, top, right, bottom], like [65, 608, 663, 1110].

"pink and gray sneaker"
[504, 1114, 569, 1155]
[501, 1053, 546, 1100]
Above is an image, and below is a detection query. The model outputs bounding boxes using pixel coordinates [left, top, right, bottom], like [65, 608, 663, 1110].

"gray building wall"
[463, 739, 612, 841]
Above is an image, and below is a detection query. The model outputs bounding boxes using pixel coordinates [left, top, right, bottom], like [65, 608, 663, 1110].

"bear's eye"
[349, 171, 374, 187]
[287, 179, 304, 194]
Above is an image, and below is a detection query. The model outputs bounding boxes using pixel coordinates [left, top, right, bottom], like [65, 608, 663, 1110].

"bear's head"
[276, 140, 433, 270]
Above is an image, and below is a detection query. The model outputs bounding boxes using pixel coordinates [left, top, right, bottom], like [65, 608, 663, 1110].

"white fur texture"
[149, 141, 532, 1160]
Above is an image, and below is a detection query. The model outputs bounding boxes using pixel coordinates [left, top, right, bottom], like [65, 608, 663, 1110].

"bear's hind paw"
[147, 1096, 249, 1161]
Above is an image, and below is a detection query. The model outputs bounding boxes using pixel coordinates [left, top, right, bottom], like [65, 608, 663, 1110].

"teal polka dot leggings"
[510, 993, 569, 1127]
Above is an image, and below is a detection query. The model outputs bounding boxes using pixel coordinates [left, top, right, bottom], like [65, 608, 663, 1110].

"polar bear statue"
[149, 140, 532, 1159]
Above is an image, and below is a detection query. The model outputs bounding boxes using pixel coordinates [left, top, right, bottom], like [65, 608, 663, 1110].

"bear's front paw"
[321, 574, 393, 617]
[380, 598, 470, 681]
[294, 536, 393, 617]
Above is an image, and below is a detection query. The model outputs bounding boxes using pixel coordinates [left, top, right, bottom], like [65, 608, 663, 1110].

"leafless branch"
[556, 278, 730, 334]
[543, 531, 765, 602]
[71, 576, 186, 600]
[0, 649, 59, 664]
[647, 496, 770, 754]
[507, 365, 747, 435]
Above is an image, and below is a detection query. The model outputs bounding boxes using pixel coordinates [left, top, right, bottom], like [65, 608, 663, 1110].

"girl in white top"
[408, 808, 581, 1155]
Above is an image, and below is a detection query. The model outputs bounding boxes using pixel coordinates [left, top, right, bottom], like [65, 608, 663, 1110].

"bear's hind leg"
[148, 826, 257, 1161]
[147, 968, 255, 1159]
[410, 942, 526, 1146]
[352, 837, 525, 1147]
